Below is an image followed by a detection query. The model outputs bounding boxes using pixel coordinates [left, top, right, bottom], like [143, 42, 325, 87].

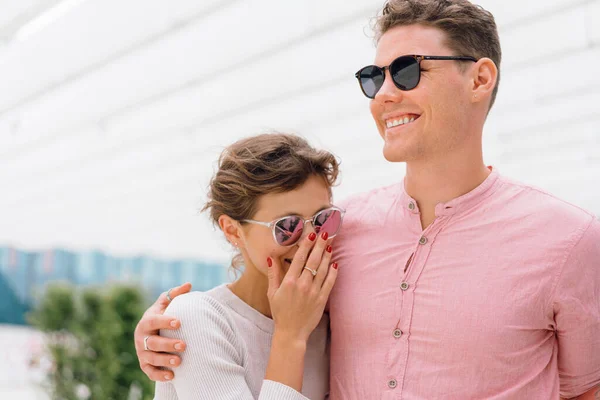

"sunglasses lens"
[313, 209, 343, 237]
[390, 56, 420, 90]
[358, 66, 384, 98]
[274, 216, 304, 246]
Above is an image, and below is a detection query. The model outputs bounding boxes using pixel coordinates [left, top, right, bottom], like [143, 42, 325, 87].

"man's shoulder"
[498, 175, 596, 226]
[335, 182, 404, 235]
[338, 181, 403, 210]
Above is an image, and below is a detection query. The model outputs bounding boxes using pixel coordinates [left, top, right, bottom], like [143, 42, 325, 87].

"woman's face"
[240, 175, 332, 276]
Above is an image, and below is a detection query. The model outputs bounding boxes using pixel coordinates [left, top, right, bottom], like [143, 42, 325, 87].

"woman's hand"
[267, 230, 339, 343]
[264, 230, 338, 392]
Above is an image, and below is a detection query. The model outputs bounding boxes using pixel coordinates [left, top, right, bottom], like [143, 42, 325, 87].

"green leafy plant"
[29, 283, 154, 400]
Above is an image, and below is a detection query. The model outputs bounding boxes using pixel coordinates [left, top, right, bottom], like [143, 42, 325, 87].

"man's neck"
[404, 152, 490, 230]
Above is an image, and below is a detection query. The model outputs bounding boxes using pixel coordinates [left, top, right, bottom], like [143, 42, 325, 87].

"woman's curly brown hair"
[202, 132, 340, 271]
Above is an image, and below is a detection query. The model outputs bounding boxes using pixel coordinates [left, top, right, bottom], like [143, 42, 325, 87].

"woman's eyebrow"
[271, 205, 331, 220]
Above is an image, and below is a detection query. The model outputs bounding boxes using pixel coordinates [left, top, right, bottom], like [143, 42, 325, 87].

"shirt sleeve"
[552, 217, 600, 398]
[154, 381, 177, 400]
[152, 293, 309, 400]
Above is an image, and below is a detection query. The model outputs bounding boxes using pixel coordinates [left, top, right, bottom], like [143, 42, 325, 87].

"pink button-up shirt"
[329, 168, 600, 399]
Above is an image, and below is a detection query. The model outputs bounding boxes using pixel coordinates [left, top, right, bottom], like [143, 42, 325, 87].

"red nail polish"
[326, 245, 332, 253]
[332, 262, 338, 270]
[321, 231, 329, 241]
[267, 257, 272, 267]
[308, 232, 317, 241]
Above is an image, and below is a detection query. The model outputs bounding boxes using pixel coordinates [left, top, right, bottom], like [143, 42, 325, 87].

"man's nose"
[375, 69, 404, 102]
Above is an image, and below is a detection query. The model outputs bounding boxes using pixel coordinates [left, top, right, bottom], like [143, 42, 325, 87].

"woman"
[153, 133, 343, 399]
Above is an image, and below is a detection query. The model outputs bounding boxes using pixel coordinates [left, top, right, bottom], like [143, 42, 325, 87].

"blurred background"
[1, 0, 599, 398]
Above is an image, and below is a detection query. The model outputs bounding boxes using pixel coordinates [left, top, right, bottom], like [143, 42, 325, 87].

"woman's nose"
[299, 221, 317, 241]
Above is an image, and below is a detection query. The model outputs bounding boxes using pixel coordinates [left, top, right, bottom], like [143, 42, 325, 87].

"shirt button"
[393, 329, 403, 338]
[419, 236, 428, 245]
[408, 202, 415, 210]
[400, 282, 409, 291]
[388, 379, 397, 389]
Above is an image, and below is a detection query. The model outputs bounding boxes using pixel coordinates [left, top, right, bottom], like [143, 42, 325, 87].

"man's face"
[369, 24, 475, 163]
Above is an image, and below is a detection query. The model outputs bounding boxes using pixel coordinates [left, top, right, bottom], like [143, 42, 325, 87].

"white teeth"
[386, 116, 417, 128]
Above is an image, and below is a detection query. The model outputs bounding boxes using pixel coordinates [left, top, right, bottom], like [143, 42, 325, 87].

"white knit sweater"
[154, 284, 330, 400]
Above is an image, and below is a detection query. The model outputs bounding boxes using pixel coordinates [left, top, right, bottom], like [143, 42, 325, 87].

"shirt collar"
[400, 166, 501, 217]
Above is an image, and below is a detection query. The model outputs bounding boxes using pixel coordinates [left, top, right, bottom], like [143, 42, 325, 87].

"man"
[134, 0, 600, 398]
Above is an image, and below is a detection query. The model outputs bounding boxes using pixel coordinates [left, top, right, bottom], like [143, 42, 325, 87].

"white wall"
[0, 0, 598, 262]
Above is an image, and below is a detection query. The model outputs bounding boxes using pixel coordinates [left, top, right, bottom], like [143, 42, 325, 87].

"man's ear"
[218, 214, 245, 248]
[470, 57, 498, 105]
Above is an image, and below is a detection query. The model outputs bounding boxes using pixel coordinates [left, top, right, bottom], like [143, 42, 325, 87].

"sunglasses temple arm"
[243, 219, 271, 228]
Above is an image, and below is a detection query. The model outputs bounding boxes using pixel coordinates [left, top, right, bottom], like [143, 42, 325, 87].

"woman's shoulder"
[163, 288, 238, 340]
[166, 287, 231, 316]
[161, 288, 247, 373]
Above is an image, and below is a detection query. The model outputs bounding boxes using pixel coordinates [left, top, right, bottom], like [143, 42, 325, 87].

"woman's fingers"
[313, 242, 334, 288]
[300, 231, 330, 284]
[266, 256, 283, 300]
[268, 231, 339, 342]
[320, 262, 339, 300]
[286, 232, 318, 280]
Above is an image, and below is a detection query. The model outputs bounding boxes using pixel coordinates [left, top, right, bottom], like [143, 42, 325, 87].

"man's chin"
[382, 145, 409, 163]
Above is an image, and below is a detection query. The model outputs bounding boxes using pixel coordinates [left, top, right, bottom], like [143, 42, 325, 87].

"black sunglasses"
[355, 54, 478, 99]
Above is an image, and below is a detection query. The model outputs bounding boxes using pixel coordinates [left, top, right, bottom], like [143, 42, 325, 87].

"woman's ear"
[218, 215, 244, 248]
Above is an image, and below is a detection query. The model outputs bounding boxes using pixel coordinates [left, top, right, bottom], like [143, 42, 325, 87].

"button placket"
[391, 218, 444, 396]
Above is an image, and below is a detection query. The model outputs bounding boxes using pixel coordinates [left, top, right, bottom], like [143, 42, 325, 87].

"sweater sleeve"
[153, 292, 309, 400]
